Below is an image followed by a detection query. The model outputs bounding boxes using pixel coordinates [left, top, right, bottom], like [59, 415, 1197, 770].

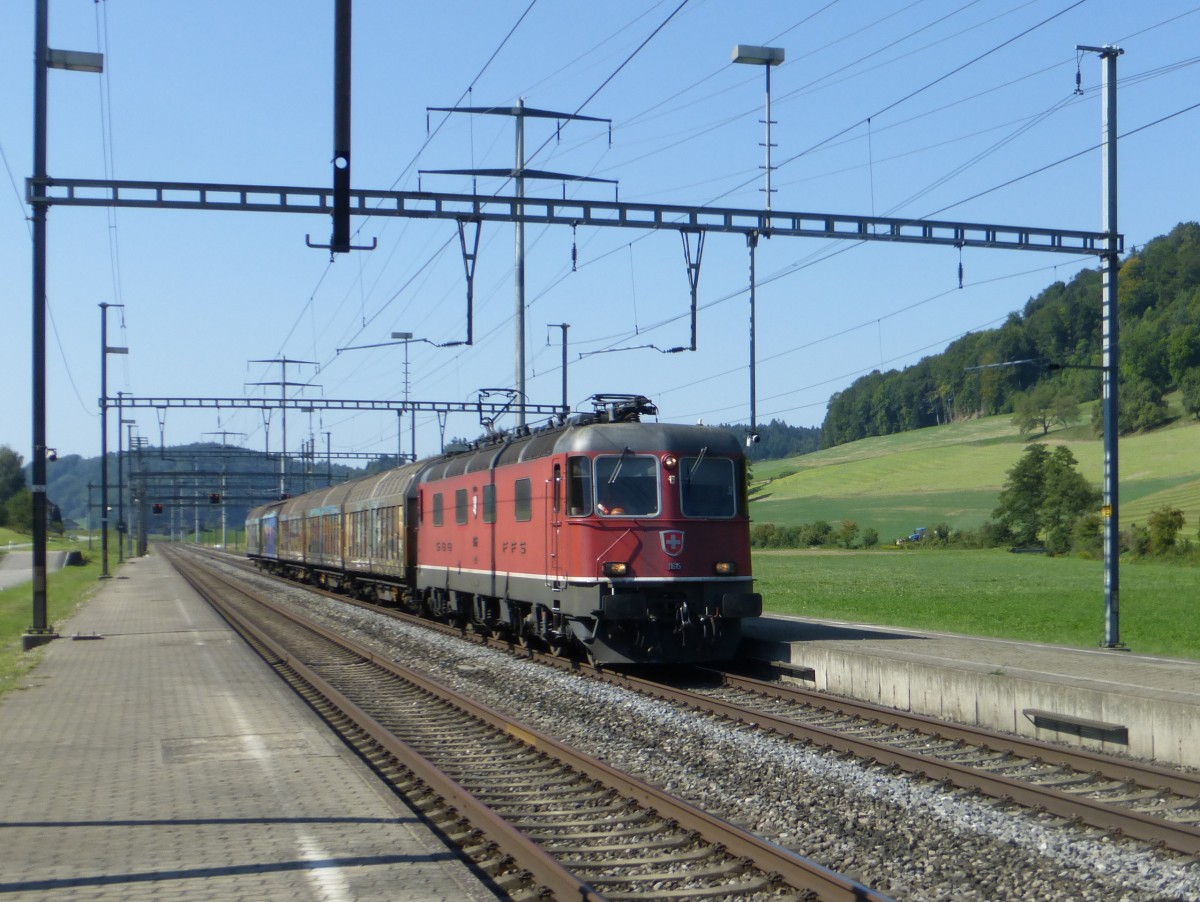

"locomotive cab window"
[594, 453, 659, 517]
[567, 456, 592, 516]
[680, 455, 737, 518]
[432, 492, 444, 527]
[455, 488, 468, 525]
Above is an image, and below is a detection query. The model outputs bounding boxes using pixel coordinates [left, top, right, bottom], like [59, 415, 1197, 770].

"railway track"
[197, 545, 1200, 857]
[165, 545, 889, 902]
[600, 666, 1200, 857]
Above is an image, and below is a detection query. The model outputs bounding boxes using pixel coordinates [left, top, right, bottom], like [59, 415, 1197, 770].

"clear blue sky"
[2, 0, 1198, 463]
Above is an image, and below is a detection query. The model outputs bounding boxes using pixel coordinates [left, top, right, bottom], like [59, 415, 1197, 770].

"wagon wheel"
[548, 635, 569, 658]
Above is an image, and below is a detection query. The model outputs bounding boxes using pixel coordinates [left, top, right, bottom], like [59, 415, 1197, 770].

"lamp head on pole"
[731, 45, 784, 66]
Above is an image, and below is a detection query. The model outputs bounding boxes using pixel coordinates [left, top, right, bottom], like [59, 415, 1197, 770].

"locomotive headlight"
[714, 561, 738, 575]
[603, 561, 629, 577]
[662, 454, 678, 470]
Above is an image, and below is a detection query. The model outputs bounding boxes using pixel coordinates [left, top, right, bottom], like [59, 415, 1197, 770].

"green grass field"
[751, 402, 1200, 543]
[748, 405, 1200, 660]
[0, 543, 105, 697]
[752, 549, 1199, 659]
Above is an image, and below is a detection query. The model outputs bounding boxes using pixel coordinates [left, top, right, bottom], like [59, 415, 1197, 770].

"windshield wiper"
[607, 447, 630, 484]
[686, 446, 708, 484]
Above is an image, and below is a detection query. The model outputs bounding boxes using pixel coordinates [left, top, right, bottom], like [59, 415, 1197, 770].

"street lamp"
[732, 44, 784, 446]
[25, 0, 105, 651]
[731, 45, 785, 214]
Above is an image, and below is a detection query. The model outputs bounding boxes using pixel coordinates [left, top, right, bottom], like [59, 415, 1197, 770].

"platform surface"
[0, 548, 500, 901]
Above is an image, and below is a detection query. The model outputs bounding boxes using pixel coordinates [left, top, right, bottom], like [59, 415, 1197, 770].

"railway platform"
[743, 614, 1200, 769]
[0, 548, 501, 901]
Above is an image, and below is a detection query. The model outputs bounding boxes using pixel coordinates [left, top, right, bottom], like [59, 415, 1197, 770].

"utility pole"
[204, 429, 245, 550]
[98, 304, 122, 577]
[1079, 43, 1124, 649]
[548, 323, 570, 417]
[122, 415, 137, 559]
[248, 357, 317, 498]
[424, 103, 613, 426]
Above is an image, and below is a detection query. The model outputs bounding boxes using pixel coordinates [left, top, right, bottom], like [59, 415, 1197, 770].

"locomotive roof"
[419, 419, 744, 483]
[248, 419, 744, 517]
[563, 421, 745, 456]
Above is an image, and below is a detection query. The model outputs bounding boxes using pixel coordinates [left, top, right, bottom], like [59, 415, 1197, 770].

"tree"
[1090, 377, 1169, 436]
[0, 445, 25, 507]
[4, 488, 33, 534]
[1180, 367, 1200, 420]
[1147, 506, 1185, 555]
[1041, 446, 1102, 554]
[1011, 382, 1080, 435]
[993, 444, 1050, 545]
[832, 519, 860, 549]
[992, 444, 1099, 551]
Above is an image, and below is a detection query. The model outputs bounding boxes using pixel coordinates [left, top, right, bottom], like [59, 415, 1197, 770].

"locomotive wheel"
[548, 635, 569, 658]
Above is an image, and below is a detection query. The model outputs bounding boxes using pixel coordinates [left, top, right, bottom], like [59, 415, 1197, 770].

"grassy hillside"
[751, 401, 1200, 543]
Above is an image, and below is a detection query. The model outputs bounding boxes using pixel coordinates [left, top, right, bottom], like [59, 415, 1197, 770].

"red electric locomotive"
[247, 395, 762, 664]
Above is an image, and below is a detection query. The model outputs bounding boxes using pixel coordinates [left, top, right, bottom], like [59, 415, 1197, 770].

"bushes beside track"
[752, 507, 1200, 564]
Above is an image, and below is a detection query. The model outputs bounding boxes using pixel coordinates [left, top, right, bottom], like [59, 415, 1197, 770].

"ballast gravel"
[227, 562, 1200, 901]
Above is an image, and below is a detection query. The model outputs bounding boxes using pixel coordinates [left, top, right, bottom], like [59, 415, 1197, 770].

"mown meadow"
[749, 405, 1200, 659]
[753, 549, 1200, 659]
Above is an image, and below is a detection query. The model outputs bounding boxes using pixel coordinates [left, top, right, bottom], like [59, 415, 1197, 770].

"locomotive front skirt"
[247, 415, 761, 664]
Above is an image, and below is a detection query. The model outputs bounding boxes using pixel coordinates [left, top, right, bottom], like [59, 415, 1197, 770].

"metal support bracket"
[679, 230, 705, 353]
[449, 217, 482, 347]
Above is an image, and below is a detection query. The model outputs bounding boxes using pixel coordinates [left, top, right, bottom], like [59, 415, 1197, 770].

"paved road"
[0, 549, 79, 590]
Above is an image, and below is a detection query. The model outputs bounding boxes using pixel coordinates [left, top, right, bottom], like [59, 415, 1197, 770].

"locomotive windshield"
[593, 453, 660, 517]
[680, 455, 737, 518]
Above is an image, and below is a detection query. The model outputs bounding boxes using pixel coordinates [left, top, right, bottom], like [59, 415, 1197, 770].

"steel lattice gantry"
[29, 178, 1116, 255]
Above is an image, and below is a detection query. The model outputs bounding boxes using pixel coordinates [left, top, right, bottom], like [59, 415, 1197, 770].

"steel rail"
[213, 546, 1200, 856]
[714, 669, 1200, 800]
[167, 549, 604, 902]
[594, 668, 1200, 856]
[175, 548, 891, 901]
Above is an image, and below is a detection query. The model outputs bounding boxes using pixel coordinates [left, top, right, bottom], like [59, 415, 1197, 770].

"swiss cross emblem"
[660, 530, 685, 557]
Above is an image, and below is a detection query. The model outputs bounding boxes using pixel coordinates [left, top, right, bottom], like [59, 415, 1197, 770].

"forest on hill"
[821, 222, 1200, 447]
